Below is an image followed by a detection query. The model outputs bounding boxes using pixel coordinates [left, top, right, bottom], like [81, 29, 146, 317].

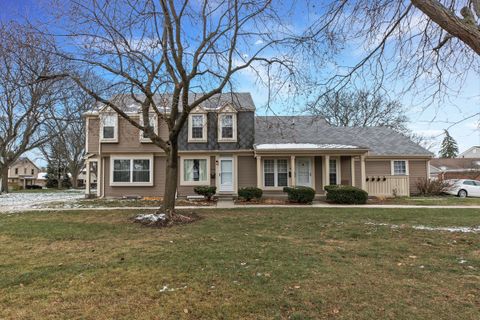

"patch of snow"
[365, 222, 480, 234]
[412, 225, 480, 233]
[159, 285, 187, 293]
[134, 213, 166, 223]
[0, 190, 84, 213]
[459, 259, 467, 264]
[254, 143, 359, 150]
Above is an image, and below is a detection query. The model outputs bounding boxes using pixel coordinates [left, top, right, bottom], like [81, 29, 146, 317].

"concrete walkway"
[2, 202, 480, 213]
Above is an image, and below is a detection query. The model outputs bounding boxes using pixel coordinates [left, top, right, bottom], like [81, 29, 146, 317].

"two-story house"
[8, 157, 41, 189]
[83, 92, 432, 199]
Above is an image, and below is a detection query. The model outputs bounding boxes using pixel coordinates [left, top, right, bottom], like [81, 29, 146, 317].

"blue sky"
[2, 0, 479, 167]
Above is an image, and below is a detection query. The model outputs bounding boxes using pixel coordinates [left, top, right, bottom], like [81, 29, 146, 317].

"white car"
[445, 179, 480, 198]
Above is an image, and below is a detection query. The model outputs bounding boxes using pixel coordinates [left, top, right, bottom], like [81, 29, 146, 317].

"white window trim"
[263, 158, 290, 190]
[217, 113, 237, 142]
[188, 113, 208, 143]
[85, 117, 90, 152]
[110, 154, 154, 186]
[329, 157, 342, 185]
[391, 160, 409, 176]
[100, 113, 119, 143]
[139, 114, 158, 143]
[180, 155, 211, 186]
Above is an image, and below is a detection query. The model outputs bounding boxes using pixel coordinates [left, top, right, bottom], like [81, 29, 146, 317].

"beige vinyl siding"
[237, 156, 257, 188]
[340, 156, 351, 185]
[409, 160, 428, 194]
[101, 117, 168, 153]
[87, 118, 100, 153]
[103, 156, 166, 198]
[365, 160, 390, 175]
[314, 156, 323, 192]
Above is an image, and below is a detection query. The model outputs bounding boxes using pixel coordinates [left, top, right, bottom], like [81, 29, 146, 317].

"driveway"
[0, 190, 84, 213]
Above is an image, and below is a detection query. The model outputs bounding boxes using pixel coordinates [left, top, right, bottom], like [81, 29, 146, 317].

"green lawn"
[376, 195, 480, 206]
[1, 208, 479, 319]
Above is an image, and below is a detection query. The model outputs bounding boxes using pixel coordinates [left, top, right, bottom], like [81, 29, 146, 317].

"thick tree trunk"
[411, 0, 480, 55]
[163, 141, 179, 219]
[0, 166, 8, 194]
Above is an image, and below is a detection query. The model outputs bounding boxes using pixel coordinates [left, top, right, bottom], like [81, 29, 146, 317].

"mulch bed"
[234, 199, 312, 205]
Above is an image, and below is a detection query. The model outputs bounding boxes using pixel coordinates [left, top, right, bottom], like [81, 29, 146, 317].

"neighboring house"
[77, 167, 97, 187]
[7, 157, 41, 188]
[430, 158, 480, 180]
[83, 93, 432, 199]
[458, 146, 480, 158]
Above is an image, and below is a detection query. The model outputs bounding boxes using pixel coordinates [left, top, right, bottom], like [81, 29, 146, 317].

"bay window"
[264, 159, 289, 188]
[110, 156, 153, 186]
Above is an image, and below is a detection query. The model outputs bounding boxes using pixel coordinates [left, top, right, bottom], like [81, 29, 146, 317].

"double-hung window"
[188, 114, 207, 142]
[111, 156, 153, 186]
[139, 114, 158, 143]
[218, 113, 236, 141]
[181, 157, 209, 185]
[329, 159, 338, 185]
[100, 113, 118, 142]
[392, 160, 408, 175]
[264, 159, 288, 188]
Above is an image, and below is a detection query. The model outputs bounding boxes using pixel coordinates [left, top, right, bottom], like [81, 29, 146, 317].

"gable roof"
[458, 146, 480, 157]
[10, 157, 40, 171]
[254, 116, 432, 156]
[86, 92, 255, 115]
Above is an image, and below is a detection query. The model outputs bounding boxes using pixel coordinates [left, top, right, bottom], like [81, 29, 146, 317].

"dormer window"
[139, 114, 158, 143]
[188, 113, 207, 142]
[100, 113, 118, 142]
[218, 113, 237, 142]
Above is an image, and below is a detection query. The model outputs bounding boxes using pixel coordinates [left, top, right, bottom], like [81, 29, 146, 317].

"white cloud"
[254, 39, 264, 45]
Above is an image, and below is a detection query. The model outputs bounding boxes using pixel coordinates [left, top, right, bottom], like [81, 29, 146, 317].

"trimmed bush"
[325, 185, 368, 204]
[194, 186, 217, 201]
[238, 187, 263, 201]
[283, 186, 315, 203]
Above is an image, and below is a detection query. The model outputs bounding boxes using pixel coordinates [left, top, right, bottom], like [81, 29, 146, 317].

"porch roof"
[254, 143, 367, 153]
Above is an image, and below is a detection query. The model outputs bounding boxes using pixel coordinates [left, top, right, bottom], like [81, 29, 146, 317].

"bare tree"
[294, 0, 479, 118]
[39, 86, 96, 188]
[0, 22, 67, 193]
[38, 0, 297, 220]
[309, 90, 408, 133]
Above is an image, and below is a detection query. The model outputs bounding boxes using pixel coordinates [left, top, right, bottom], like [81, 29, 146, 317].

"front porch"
[253, 145, 410, 197]
[254, 154, 366, 195]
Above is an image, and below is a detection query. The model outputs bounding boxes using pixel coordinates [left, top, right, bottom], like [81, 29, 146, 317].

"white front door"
[296, 158, 312, 187]
[219, 157, 234, 192]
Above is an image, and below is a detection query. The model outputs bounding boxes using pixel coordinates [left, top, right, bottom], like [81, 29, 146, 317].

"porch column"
[290, 155, 296, 186]
[97, 157, 102, 197]
[350, 156, 355, 187]
[360, 155, 366, 190]
[323, 155, 330, 189]
[256, 156, 262, 188]
[85, 160, 91, 197]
